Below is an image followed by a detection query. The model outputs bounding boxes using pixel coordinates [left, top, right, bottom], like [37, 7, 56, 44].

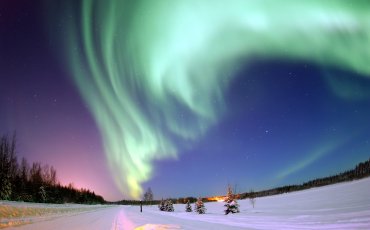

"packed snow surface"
[1, 177, 370, 229]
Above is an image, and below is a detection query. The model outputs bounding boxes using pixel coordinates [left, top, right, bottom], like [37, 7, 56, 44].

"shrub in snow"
[225, 200, 240, 215]
[194, 197, 206, 214]
[185, 200, 192, 212]
[158, 199, 166, 211]
[164, 199, 174, 212]
[224, 186, 240, 215]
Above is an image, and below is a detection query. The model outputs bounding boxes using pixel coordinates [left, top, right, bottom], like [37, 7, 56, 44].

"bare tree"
[249, 189, 256, 208]
[41, 164, 57, 186]
[42, 164, 51, 185]
[20, 157, 29, 182]
[143, 187, 153, 204]
[49, 166, 57, 186]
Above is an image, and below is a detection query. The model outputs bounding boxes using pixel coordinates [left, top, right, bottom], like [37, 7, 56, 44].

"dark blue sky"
[1, 1, 369, 201]
[146, 60, 370, 198]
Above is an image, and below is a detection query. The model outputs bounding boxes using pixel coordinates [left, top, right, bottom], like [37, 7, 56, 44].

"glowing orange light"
[207, 196, 226, 202]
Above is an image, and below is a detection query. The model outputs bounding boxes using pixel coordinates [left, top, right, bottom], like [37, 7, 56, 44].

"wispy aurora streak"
[62, 0, 370, 198]
[277, 137, 347, 180]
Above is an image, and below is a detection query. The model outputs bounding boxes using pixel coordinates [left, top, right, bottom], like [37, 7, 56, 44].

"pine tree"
[224, 185, 240, 214]
[165, 199, 174, 212]
[0, 135, 16, 200]
[194, 197, 206, 214]
[0, 173, 12, 200]
[39, 186, 47, 203]
[185, 200, 192, 212]
[158, 199, 166, 211]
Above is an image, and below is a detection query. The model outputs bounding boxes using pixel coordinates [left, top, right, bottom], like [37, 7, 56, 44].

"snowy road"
[3, 177, 370, 229]
[5, 205, 241, 230]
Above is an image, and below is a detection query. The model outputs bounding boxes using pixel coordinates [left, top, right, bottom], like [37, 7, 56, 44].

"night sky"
[1, 0, 369, 201]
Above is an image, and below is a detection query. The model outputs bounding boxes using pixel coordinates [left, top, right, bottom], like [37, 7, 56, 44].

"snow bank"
[0, 202, 111, 228]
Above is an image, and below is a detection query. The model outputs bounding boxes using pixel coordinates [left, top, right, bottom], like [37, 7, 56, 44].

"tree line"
[239, 157, 370, 199]
[0, 134, 105, 204]
[113, 197, 200, 206]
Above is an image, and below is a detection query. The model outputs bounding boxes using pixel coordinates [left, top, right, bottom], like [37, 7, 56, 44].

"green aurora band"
[61, 0, 370, 198]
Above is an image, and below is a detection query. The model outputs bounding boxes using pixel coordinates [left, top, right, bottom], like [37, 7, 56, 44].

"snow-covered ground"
[1, 177, 370, 229]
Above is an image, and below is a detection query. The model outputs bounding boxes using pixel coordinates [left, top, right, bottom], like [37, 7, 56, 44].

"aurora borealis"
[1, 0, 370, 200]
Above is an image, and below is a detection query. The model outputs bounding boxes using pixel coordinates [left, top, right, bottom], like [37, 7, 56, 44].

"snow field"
[1, 177, 370, 229]
[139, 178, 370, 229]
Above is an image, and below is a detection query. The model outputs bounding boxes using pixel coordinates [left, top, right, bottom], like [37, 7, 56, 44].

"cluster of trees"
[157, 197, 207, 214]
[157, 186, 242, 215]
[240, 158, 370, 199]
[181, 198, 207, 214]
[156, 186, 243, 215]
[158, 199, 174, 212]
[0, 134, 104, 204]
